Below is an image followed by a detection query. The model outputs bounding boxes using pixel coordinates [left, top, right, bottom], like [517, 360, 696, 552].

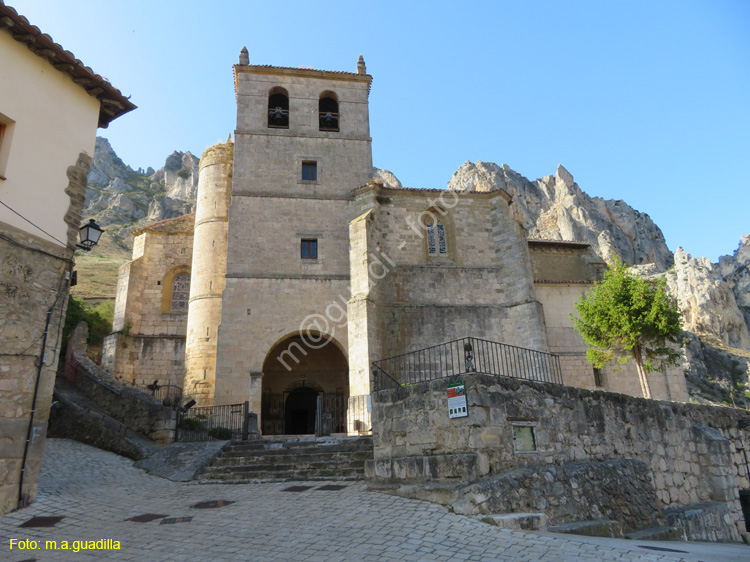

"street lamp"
[76, 219, 103, 251]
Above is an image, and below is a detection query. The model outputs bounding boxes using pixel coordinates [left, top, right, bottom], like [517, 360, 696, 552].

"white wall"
[0, 32, 100, 247]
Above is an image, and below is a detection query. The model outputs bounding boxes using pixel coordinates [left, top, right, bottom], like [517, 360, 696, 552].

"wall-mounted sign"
[447, 381, 468, 418]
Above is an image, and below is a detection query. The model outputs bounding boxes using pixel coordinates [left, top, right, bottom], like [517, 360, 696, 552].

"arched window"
[319, 91, 339, 132]
[161, 265, 191, 313]
[421, 207, 453, 258]
[268, 87, 289, 129]
[171, 273, 190, 311]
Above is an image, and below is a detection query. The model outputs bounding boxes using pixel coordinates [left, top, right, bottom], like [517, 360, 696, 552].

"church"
[101, 51, 688, 436]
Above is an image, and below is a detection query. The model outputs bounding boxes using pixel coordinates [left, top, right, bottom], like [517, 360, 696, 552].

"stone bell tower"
[205, 49, 372, 430]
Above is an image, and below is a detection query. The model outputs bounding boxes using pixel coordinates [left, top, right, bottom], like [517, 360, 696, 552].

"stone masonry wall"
[0, 153, 90, 515]
[368, 374, 749, 539]
[0, 225, 71, 514]
[104, 220, 193, 388]
[535, 283, 689, 402]
[184, 142, 232, 405]
[64, 324, 176, 444]
[349, 185, 550, 394]
[104, 333, 186, 388]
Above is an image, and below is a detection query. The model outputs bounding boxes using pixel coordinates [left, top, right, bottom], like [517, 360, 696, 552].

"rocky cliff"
[448, 161, 673, 270]
[84, 137, 199, 249]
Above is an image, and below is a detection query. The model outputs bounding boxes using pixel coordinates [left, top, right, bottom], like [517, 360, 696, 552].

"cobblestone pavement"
[0, 439, 744, 561]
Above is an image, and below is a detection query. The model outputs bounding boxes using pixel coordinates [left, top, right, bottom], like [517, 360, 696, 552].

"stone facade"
[104, 54, 688, 438]
[367, 373, 749, 542]
[102, 214, 194, 387]
[0, 223, 74, 515]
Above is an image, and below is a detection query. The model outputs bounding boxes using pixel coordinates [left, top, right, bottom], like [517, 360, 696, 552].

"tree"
[570, 257, 682, 399]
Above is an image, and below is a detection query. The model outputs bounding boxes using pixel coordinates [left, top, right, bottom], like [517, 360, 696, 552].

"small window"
[512, 423, 537, 453]
[0, 113, 14, 180]
[593, 368, 605, 387]
[268, 88, 289, 129]
[301, 239, 318, 259]
[426, 224, 448, 256]
[301, 161, 317, 182]
[319, 93, 339, 132]
[171, 273, 190, 311]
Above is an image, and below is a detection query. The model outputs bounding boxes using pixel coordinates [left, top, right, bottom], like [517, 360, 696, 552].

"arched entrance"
[261, 334, 348, 436]
[284, 381, 322, 435]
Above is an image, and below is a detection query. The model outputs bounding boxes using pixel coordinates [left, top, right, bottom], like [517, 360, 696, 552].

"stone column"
[183, 142, 233, 405]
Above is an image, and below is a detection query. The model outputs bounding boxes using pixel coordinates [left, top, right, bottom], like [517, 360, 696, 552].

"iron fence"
[372, 336, 563, 391]
[176, 401, 250, 442]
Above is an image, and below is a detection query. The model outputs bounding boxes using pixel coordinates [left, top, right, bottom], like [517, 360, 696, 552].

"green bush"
[62, 296, 114, 358]
[178, 417, 205, 431]
[207, 427, 233, 440]
[176, 168, 191, 179]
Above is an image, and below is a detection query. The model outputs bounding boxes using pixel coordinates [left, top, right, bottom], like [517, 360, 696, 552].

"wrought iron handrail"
[372, 336, 563, 391]
[127, 381, 182, 406]
[176, 401, 250, 442]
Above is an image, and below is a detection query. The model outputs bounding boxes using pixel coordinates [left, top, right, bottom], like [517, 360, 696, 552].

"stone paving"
[0, 439, 744, 561]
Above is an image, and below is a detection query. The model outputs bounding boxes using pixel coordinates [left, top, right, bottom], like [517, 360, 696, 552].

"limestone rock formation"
[667, 247, 750, 350]
[147, 196, 193, 222]
[372, 167, 403, 189]
[152, 151, 200, 200]
[447, 161, 673, 270]
[718, 235, 750, 330]
[84, 137, 199, 249]
[87, 137, 133, 187]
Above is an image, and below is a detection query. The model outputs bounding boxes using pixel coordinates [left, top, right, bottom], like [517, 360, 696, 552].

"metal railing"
[176, 401, 251, 442]
[128, 381, 182, 406]
[372, 336, 563, 391]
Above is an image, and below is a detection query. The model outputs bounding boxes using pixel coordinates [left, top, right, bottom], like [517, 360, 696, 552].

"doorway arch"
[261, 334, 348, 435]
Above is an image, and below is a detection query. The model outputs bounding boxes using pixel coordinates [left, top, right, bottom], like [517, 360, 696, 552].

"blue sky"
[10, 0, 750, 262]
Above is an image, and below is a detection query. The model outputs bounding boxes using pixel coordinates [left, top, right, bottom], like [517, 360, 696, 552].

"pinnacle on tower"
[357, 54, 366, 75]
[239, 46, 249, 66]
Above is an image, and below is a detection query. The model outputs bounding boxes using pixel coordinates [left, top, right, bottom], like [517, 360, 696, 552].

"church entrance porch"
[260, 334, 348, 436]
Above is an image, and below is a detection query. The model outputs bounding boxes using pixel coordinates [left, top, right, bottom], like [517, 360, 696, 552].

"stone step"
[212, 450, 373, 466]
[547, 520, 624, 538]
[197, 466, 364, 481]
[197, 435, 373, 482]
[222, 442, 372, 457]
[625, 526, 687, 541]
[228, 436, 372, 451]
[204, 457, 367, 475]
[198, 473, 364, 485]
[479, 513, 548, 531]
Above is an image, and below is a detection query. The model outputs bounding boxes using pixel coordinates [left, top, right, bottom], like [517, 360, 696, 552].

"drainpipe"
[17, 271, 68, 509]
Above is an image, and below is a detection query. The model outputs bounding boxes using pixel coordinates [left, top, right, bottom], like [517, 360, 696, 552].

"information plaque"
[447, 381, 468, 418]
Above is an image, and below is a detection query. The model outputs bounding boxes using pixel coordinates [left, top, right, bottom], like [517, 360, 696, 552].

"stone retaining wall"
[64, 323, 176, 443]
[368, 373, 750, 541]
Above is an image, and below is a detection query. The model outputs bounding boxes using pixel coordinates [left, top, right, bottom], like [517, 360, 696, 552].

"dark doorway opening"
[740, 490, 750, 532]
[285, 387, 318, 434]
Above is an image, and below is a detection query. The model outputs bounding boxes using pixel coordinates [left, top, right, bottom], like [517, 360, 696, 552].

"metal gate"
[261, 390, 345, 436]
[175, 401, 251, 442]
[261, 392, 285, 436]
